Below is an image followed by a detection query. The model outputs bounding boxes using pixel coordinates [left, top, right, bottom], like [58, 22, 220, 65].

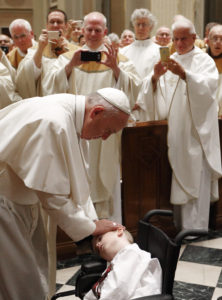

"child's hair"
[124, 229, 134, 244]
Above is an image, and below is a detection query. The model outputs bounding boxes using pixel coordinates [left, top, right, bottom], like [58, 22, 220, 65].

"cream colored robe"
[137, 47, 222, 229]
[0, 94, 97, 299]
[212, 56, 222, 115]
[41, 44, 141, 222]
[120, 39, 160, 79]
[0, 51, 22, 108]
[16, 43, 79, 98]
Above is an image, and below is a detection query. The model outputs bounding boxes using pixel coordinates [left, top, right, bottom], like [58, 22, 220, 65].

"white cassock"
[0, 94, 97, 299]
[137, 47, 222, 230]
[84, 243, 162, 300]
[120, 39, 160, 79]
[16, 43, 79, 98]
[40, 44, 141, 223]
[217, 73, 222, 115]
[0, 51, 21, 108]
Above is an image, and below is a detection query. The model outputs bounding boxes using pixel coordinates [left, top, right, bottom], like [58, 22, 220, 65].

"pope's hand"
[93, 219, 125, 236]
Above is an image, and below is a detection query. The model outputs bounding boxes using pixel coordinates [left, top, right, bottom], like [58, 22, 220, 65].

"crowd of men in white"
[0, 7, 222, 299]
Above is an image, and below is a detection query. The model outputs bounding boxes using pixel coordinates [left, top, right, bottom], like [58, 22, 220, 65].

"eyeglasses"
[210, 36, 222, 43]
[135, 22, 150, 28]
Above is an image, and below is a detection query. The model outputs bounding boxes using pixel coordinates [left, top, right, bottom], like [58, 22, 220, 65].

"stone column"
[32, 0, 49, 38]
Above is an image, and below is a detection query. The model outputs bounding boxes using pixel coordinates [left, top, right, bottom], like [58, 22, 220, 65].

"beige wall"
[0, 0, 32, 33]
[0, 0, 205, 39]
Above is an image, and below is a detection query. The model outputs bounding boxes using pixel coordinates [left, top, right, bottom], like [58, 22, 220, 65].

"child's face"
[93, 231, 118, 261]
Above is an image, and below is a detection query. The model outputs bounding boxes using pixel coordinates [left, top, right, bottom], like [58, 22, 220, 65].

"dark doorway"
[205, 0, 222, 28]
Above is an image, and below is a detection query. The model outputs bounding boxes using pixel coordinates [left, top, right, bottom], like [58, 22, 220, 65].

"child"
[84, 228, 162, 300]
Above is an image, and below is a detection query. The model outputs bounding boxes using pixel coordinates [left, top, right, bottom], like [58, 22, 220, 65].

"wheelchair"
[52, 209, 208, 300]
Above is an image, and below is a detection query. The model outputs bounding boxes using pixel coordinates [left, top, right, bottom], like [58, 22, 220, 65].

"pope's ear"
[89, 105, 105, 119]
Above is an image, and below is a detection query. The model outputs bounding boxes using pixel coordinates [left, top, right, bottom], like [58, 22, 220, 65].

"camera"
[0, 46, 9, 54]
[48, 31, 61, 40]
[81, 51, 101, 62]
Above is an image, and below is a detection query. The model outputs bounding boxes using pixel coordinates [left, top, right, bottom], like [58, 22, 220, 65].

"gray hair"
[108, 33, 120, 43]
[172, 19, 196, 34]
[124, 230, 134, 244]
[83, 11, 107, 28]
[121, 29, 135, 40]
[131, 8, 157, 29]
[9, 19, 32, 35]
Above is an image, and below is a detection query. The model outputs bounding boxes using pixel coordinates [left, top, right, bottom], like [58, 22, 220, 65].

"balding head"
[84, 11, 107, 28]
[155, 26, 171, 46]
[83, 11, 108, 49]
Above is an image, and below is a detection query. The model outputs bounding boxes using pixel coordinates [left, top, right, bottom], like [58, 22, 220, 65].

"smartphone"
[48, 31, 60, 40]
[81, 51, 101, 62]
[159, 46, 170, 62]
[0, 46, 9, 54]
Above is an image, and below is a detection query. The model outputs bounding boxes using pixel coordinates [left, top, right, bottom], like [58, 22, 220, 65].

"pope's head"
[81, 88, 130, 140]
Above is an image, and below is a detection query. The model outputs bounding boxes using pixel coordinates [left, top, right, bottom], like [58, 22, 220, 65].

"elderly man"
[0, 49, 21, 108]
[154, 26, 171, 46]
[41, 11, 141, 223]
[206, 24, 222, 115]
[0, 87, 129, 300]
[7, 18, 36, 69]
[119, 29, 135, 48]
[121, 8, 160, 79]
[16, 9, 78, 98]
[136, 19, 222, 232]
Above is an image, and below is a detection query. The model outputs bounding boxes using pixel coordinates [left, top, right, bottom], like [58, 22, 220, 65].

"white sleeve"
[37, 191, 96, 242]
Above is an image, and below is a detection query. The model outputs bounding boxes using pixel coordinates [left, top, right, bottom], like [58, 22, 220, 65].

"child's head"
[93, 228, 134, 261]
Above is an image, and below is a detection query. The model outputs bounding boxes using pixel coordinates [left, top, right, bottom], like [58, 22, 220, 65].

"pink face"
[133, 17, 152, 40]
[93, 231, 117, 261]
[121, 30, 135, 47]
[11, 25, 33, 53]
[81, 108, 129, 141]
[208, 27, 222, 57]
[156, 27, 171, 46]
[47, 11, 67, 33]
[173, 27, 196, 55]
[83, 17, 107, 50]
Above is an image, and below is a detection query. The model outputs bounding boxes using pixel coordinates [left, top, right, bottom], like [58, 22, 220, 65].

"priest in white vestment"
[0, 49, 22, 108]
[0, 88, 130, 300]
[120, 8, 160, 79]
[205, 24, 222, 116]
[41, 12, 141, 223]
[16, 9, 78, 99]
[136, 19, 222, 232]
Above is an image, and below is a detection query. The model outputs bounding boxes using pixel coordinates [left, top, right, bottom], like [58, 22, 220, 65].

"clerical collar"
[82, 44, 105, 52]
[135, 38, 150, 41]
[133, 39, 153, 46]
[75, 95, 85, 139]
[207, 47, 222, 59]
[17, 47, 26, 57]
